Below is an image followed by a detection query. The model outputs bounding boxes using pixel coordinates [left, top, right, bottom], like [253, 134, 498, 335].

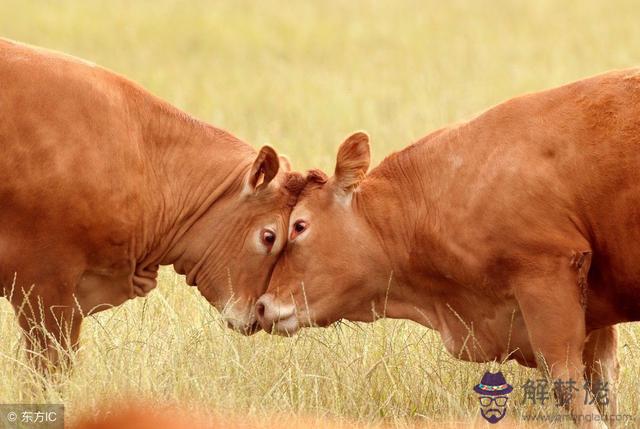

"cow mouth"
[244, 321, 262, 336]
[226, 319, 261, 336]
[261, 315, 300, 336]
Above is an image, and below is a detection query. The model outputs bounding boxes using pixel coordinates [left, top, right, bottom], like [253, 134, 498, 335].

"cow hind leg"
[514, 254, 607, 429]
[583, 325, 619, 426]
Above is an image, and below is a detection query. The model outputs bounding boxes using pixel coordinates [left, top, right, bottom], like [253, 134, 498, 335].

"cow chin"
[269, 316, 301, 336]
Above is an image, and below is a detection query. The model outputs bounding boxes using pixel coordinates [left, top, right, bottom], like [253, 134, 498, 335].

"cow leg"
[583, 325, 619, 425]
[514, 257, 607, 429]
[12, 290, 83, 375]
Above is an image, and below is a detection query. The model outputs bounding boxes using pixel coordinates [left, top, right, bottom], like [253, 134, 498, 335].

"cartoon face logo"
[473, 371, 513, 424]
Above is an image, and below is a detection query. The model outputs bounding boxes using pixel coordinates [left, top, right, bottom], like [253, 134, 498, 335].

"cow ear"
[248, 145, 280, 191]
[334, 132, 370, 193]
[278, 154, 292, 172]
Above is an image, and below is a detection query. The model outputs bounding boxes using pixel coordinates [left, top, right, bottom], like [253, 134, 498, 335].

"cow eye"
[261, 229, 276, 250]
[291, 220, 308, 239]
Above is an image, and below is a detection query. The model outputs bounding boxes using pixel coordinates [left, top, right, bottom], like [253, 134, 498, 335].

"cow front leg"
[514, 259, 607, 429]
[12, 292, 83, 375]
[583, 325, 619, 426]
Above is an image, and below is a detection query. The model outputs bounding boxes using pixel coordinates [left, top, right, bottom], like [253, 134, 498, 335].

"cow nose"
[255, 293, 295, 333]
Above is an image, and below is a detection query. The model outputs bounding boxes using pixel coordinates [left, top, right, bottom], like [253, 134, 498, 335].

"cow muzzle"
[221, 305, 260, 336]
[255, 293, 299, 335]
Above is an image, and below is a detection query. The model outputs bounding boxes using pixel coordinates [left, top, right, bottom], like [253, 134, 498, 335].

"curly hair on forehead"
[283, 171, 307, 195]
[306, 169, 328, 184]
[283, 169, 329, 207]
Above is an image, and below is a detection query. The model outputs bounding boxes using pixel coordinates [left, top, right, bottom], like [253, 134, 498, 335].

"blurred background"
[1, 1, 639, 427]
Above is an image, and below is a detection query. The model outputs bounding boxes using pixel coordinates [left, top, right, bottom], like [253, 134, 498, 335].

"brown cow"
[0, 39, 303, 370]
[257, 70, 640, 428]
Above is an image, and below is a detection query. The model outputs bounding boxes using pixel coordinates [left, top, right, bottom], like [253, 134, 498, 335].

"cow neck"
[353, 135, 456, 330]
[136, 100, 255, 268]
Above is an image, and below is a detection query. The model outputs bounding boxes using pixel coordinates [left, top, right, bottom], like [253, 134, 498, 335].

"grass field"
[1, 1, 639, 427]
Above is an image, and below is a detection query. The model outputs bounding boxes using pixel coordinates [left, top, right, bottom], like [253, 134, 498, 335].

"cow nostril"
[256, 301, 266, 319]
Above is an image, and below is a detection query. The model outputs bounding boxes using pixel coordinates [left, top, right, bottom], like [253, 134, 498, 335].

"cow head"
[169, 146, 306, 335]
[256, 132, 391, 335]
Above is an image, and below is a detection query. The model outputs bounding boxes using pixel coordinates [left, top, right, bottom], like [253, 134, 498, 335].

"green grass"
[0, 1, 639, 427]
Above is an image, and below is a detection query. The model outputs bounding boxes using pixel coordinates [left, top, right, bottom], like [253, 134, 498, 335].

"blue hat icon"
[474, 371, 513, 396]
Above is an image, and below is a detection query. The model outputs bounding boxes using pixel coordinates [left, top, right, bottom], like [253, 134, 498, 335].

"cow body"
[258, 70, 640, 427]
[0, 39, 297, 369]
[359, 68, 640, 361]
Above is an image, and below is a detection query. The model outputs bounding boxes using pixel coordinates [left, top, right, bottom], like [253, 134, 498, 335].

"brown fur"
[283, 172, 309, 207]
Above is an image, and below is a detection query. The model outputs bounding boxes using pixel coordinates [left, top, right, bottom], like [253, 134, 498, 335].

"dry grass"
[1, 271, 638, 427]
[0, 0, 639, 427]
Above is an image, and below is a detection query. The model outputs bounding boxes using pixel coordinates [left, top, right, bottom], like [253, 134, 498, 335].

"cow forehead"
[247, 182, 296, 211]
[290, 185, 342, 221]
[290, 204, 312, 225]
